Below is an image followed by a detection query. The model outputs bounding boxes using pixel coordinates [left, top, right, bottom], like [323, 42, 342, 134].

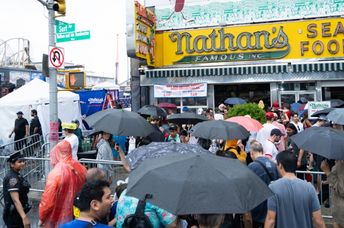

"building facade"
[128, 0, 344, 111]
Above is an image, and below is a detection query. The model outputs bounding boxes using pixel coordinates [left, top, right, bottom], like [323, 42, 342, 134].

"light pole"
[48, 0, 59, 149]
[36, 0, 59, 149]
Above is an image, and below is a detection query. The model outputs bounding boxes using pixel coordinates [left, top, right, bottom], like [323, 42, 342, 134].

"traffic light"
[67, 71, 85, 89]
[53, 0, 66, 16]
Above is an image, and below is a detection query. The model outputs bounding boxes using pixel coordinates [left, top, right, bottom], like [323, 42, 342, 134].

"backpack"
[122, 194, 153, 228]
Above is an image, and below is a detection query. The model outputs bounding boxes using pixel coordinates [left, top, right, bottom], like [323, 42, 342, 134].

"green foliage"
[227, 103, 266, 123]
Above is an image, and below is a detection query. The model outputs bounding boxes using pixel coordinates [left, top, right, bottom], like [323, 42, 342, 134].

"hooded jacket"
[39, 140, 86, 228]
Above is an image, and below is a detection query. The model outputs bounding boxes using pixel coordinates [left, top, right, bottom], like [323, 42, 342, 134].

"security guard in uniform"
[3, 152, 31, 228]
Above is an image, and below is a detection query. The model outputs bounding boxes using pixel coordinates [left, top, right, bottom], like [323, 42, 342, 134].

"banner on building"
[154, 17, 344, 67]
[154, 83, 207, 98]
[308, 101, 331, 116]
[147, 0, 344, 31]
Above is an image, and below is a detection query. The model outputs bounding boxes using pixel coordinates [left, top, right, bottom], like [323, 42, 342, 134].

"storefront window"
[300, 83, 315, 90]
[156, 98, 181, 105]
[278, 83, 295, 91]
[215, 83, 270, 106]
[322, 87, 344, 100]
[182, 97, 207, 106]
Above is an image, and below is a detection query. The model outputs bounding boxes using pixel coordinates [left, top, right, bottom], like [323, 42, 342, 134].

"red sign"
[49, 47, 65, 68]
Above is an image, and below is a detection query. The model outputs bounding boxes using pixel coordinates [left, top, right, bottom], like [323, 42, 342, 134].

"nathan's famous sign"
[153, 17, 344, 67]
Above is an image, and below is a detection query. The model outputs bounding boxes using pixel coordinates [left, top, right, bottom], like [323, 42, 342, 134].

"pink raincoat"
[39, 140, 86, 228]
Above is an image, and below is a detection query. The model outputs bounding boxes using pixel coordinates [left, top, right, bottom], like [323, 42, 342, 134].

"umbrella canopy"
[290, 127, 344, 160]
[126, 142, 211, 170]
[226, 116, 263, 132]
[290, 102, 302, 112]
[167, 112, 208, 125]
[137, 105, 167, 118]
[126, 153, 273, 215]
[158, 103, 177, 109]
[311, 108, 334, 118]
[191, 120, 250, 140]
[224, 97, 246, 105]
[85, 109, 155, 137]
[330, 99, 344, 108]
[326, 108, 344, 125]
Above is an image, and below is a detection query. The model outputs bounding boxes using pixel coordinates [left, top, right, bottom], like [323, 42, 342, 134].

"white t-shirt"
[64, 134, 79, 160]
[291, 121, 304, 132]
[262, 139, 279, 162]
[256, 123, 277, 145]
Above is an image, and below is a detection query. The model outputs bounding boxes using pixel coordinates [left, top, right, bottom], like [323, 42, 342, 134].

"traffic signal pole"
[48, 0, 59, 149]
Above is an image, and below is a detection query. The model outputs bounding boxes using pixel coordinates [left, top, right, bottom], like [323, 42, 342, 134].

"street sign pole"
[48, 0, 59, 149]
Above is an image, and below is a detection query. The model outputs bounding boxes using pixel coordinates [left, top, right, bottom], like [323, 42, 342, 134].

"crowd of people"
[2, 100, 344, 228]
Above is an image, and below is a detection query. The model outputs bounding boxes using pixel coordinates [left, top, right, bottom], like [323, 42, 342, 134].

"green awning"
[145, 61, 344, 78]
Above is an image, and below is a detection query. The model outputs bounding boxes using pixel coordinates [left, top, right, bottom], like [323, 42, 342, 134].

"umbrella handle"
[144, 193, 153, 200]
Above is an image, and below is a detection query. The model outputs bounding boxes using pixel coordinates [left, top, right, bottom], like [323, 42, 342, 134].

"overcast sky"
[1, 0, 130, 83]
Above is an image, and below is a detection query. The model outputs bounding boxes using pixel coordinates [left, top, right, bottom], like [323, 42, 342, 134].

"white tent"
[0, 78, 82, 144]
[91, 81, 120, 90]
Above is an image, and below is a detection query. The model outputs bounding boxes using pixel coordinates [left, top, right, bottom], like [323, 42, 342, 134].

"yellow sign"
[154, 17, 344, 67]
[134, 1, 156, 66]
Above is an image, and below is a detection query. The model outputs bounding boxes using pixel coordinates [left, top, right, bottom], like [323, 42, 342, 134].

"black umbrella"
[290, 127, 344, 160]
[224, 97, 246, 105]
[191, 120, 250, 140]
[326, 108, 344, 125]
[311, 108, 334, 118]
[330, 99, 344, 108]
[85, 109, 155, 137]
[167, 112, 208, 125]
[126, 142, 210, 170]
[137, 105, 167, 118]
[126, 153, 273, 215]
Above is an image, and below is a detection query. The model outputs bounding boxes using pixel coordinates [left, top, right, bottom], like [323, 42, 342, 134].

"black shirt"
[14, 118, 29, 138]
[30, 116, 42, 135]
[3, 169, 30, 209]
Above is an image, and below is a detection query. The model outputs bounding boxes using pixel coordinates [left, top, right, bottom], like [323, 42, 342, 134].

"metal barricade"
[296, 170, 333, 219]
[0, 156, 50, 207]
[79, 158, 128, 185]
[0, 134, 43, 157]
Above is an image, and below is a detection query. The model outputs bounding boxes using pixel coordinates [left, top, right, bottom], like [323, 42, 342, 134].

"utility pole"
[36, 0, 59, 149]
[48, 0, 59, 149]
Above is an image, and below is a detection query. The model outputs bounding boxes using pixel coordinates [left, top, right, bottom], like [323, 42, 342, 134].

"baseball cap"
[266, 112, 274, 120]
[169, 124, 178, 131]
[7, 152, 25, 163]
[272, 101, 280, 109]
[61, 122, 77, 130]
[16, 111, 23, 115]
[270, 128, 284, 136]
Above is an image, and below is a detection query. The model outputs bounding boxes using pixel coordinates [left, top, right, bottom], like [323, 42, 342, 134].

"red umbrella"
[226, 116, 263, 132]
[158, 103, 177, 109]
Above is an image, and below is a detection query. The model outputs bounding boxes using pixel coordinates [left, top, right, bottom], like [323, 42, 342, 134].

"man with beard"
[9, 111, 29, 150]
[60, 180, 114, 227]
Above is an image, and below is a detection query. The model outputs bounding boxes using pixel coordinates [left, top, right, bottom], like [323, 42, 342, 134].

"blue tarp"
[75, 90, 107, 117]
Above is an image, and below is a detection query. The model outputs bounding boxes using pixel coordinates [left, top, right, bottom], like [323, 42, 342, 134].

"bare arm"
[312, 210, 325, 228]
[10, 192, 30, 227]
[25, 125, 29, 136]
[264, 210, 276, 228]
[166, 219, 177, 228]
[116, 145, 131, 173]
[297, 149, 305, 168]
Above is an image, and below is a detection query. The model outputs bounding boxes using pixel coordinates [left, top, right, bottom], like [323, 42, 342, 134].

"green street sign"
[55, 20, 75, 34]
[56, 30, 91, 43]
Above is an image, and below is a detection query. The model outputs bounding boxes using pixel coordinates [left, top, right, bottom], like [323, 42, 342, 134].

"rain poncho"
[39, 140, 86, 228]
[224, 139, 247, 164]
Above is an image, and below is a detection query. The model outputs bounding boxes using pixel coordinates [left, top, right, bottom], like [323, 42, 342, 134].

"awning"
[145, 61, 344, 78]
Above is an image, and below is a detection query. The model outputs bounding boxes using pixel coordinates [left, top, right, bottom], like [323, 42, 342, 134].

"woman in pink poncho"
[39, 140, 86, 227]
